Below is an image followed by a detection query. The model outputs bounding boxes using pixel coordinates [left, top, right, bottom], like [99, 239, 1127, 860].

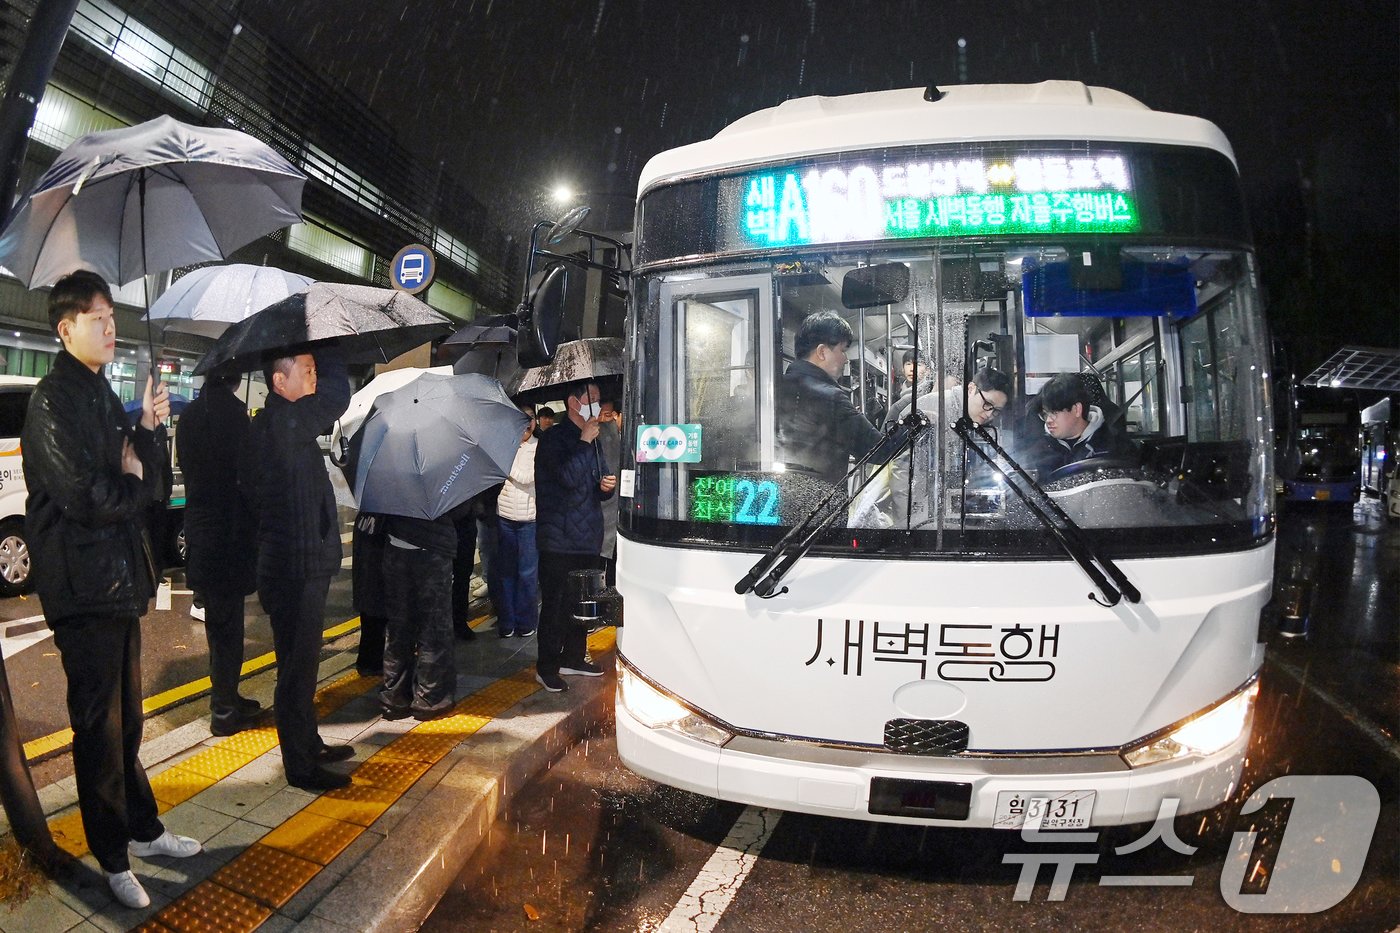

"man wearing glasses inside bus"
[779, 310, 898, 487]
[882, 365, 1013, 528]
[1033, 372, 1137, 472]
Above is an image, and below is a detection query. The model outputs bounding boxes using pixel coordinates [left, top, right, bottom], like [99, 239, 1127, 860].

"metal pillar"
[0, 0, 81, 873]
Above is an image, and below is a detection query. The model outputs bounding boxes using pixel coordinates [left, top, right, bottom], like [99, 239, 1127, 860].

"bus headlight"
[618, 664, 732, 747]
[1121, 680, 1258, 768]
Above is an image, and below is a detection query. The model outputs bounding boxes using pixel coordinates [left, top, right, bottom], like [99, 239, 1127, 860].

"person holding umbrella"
[239, 346, 356, 791]
[177, 364, 261, 736]
[346, 373, 530, 714]
[533, 381, 617, 693]
[21, 271, 202, 908]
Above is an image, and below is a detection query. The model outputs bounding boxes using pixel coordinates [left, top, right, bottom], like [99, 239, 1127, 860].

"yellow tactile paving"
[259, 810, 364, 866]
[304, 789, 395, 828]
[143, 881, 273, 932]
[148, 765, 211, 809]
[373, 732, 462, 764]
[43, 658, 380, 861]
[351, 755, 433, 795]
[211, 726, 280, 757]
[135, 618, 599, 933]
[48, 810, 87, 858]
[171, 745, 260, 782]
[412, 712, 492, 736]
[211, 843, 323, 909]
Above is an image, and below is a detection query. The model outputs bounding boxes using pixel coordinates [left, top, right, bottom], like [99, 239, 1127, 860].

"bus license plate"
[992, 791, 1096, 830]
[1313, 490, 1331, 500]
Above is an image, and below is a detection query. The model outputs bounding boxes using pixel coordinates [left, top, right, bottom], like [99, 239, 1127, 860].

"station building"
[0, 0, 516, 402]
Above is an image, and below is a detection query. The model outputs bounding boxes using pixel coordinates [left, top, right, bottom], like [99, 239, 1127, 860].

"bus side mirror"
[841, 262, 911, 309]
[517, 263, 569, 368]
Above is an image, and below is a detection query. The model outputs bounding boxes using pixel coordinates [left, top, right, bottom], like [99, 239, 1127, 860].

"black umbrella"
[194, 283, 451, 375]
[442, 314, 517, 349]
[350, 373, 529, 520]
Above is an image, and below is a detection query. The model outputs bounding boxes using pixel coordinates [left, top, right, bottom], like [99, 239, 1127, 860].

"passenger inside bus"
[878, 366, 1013, 530]
[777, 310, 899, 486]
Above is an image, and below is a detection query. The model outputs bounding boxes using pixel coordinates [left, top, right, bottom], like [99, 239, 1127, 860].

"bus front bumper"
[615, 694, 1250, 829]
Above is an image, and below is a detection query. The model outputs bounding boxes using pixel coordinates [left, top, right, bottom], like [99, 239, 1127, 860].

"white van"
[0, 375, 185, 599]
[0, 376, 39, 597]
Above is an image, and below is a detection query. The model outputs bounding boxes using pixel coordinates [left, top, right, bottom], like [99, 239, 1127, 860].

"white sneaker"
[190, 603, 205, 622]
[107, 870, 150, 909]
[129, 830, 202, 859]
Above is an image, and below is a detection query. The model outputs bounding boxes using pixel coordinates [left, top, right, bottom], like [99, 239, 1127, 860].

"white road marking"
[659, 806, 782, 933]
[1269, 656, 1400, 764]
[1, 614, 52, 660]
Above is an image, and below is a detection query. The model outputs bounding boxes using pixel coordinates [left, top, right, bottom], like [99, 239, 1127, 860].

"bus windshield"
[625, 242, 1273, 559]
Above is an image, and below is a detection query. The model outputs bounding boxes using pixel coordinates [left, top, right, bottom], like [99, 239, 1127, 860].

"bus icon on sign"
[390, 244, 435, 294]
[399, 253, 425, 285]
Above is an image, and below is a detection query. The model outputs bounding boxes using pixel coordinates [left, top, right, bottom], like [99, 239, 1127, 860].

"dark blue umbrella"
[124, 392, 190, 423]
[350, 373, 528, 521]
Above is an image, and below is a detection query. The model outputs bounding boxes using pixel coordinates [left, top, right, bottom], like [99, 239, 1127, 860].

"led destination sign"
[729, 152, 1140, 247]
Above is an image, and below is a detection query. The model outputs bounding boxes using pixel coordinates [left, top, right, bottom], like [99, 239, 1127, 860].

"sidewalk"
[0, 614, 616, 933]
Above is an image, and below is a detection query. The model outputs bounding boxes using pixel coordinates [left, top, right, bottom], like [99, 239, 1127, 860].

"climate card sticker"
[636, 423, 702, 463]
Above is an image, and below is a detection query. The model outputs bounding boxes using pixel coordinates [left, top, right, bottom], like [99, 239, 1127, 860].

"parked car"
[0, 375, 185, 599]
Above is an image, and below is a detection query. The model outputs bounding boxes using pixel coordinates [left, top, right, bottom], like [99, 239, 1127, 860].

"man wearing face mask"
[532, 381, 616, 693]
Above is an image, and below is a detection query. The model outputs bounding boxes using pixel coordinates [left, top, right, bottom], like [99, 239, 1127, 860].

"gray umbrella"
[142, 263, 315, 339]
[509, 337, 624, 400]
[0, 115, 305, 288]
[193, 283, 452, 375]
[351, 373, 529, 521]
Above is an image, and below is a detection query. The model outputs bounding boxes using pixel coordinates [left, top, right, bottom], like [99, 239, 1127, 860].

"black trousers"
[381, 545, 456, 715]
[202, 590, 248, 732]
[258, 575, 331, 779]
[451, 515, 477, 630]
[537, 552, 598, 676]
[52, 615, 164, 873]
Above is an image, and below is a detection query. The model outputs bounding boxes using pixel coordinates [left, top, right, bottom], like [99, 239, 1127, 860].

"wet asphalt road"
[425, 499, 1399, 933]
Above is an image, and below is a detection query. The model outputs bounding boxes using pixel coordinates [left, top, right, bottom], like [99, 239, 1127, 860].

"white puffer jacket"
[497, 436, 537, 522]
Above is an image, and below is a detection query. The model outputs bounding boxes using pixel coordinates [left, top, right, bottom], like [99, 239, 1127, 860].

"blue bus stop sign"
[391, 244, 435, 294]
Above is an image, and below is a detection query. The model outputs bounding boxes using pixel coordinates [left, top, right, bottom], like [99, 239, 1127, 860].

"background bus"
[1286, 386, 1362, 505]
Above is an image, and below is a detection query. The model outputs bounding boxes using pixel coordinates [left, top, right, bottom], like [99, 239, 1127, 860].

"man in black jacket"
[534, 381, 616, 693]
[778, 311, 892, 487]
[178, 365, 260, 736]
[23, 271, 201, 909]
[240, 346, 354, 790]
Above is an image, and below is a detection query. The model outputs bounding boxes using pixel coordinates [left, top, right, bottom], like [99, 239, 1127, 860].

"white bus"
[524, 81, 1275, 829]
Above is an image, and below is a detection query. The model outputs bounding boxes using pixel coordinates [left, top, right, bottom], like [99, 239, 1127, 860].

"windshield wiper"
[952, 416, 1141, 607]
[734, 410, 929, 599]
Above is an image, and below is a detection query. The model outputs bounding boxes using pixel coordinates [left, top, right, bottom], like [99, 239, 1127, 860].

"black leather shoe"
[381, 705, 412, 721]
[236, 696, 262, 715]
[287, 766, 350, 791]
[210, 713, 257, 737]
[317, 744, 355, 763]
